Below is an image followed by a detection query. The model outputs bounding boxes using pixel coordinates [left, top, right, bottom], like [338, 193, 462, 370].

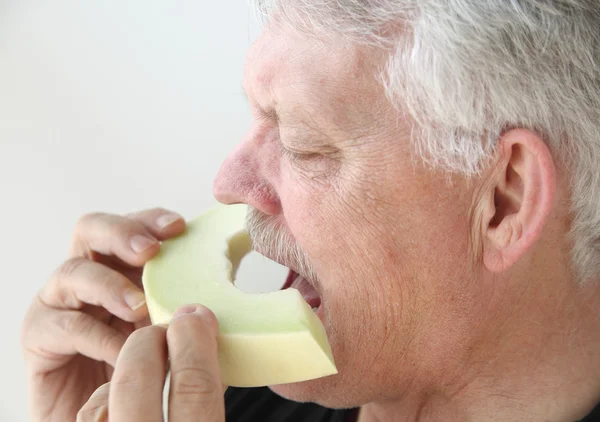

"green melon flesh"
[142, 203, 337, 387]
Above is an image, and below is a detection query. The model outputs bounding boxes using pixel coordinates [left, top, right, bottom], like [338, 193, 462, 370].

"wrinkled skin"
[21, 209, 187, 421]
[76, 306, 225, 422]
[214, 20, 600, 422]
[214, 21, 480, 408]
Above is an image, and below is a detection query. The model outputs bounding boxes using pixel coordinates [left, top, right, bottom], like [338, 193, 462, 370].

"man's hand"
[21, 209, 186, 422]
[77, 305, 225, 422]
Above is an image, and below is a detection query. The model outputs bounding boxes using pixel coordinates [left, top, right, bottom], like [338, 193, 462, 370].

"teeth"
[312, 307, 318, 312]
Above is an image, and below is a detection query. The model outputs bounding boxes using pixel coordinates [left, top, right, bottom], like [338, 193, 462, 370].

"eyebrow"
[242, 85, 343, 151]
[242, 85, 281, 123]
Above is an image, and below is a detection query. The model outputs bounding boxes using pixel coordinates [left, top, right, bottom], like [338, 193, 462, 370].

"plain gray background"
[0, 2, 287, 420]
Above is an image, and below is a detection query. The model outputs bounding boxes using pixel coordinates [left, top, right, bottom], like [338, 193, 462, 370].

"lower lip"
[282, 270, 325, 323]
[313, 304, 325, 324]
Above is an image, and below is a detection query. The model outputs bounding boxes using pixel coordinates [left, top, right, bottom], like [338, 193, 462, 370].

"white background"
[0, 2, 286, 420]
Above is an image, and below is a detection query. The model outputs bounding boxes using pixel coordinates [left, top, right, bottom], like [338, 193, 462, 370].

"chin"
[269, 379, 331, 405]
[268, 373, 356, 409]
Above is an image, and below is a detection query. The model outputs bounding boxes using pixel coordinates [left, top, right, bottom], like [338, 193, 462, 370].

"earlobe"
[481, 129, 556, 273]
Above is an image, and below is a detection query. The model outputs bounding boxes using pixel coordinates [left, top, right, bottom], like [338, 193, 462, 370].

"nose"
[213, 140, 281, 215]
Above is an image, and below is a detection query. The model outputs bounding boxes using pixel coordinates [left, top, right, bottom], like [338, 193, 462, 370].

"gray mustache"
[246, 207, 318, 283]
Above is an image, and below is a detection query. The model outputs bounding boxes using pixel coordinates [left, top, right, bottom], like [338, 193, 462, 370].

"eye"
[280, 143, 318, 163]
[277, 128, 341, 174]
[279, 143, 342, 183]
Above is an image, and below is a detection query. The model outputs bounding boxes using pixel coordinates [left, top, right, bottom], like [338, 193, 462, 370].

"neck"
[359, 278, 600, 422]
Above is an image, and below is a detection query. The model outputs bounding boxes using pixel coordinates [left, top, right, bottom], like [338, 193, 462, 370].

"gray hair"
[250, 0, 600, 281]
[247, 207, 319, 282]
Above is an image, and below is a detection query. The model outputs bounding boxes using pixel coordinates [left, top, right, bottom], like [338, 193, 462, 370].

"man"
[21, 1, 600, 421]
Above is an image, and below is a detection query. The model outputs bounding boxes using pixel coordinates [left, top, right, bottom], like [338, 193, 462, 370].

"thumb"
[167, 305, 225, 422]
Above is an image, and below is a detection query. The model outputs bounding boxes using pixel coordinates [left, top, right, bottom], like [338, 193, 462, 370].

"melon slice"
[142, 203, 337, 387]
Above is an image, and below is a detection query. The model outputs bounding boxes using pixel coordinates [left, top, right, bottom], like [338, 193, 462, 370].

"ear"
[481, 129, 556, 273]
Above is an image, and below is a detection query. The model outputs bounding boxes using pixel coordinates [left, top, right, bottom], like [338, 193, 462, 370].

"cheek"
[278, 160, 338, 249]
[280, 159, 410, 322]
[282, 177, 406, 340]
[273, 155, 477, 405]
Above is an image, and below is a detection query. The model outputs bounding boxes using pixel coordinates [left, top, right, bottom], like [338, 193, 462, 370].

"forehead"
[243, 23, 386, 129]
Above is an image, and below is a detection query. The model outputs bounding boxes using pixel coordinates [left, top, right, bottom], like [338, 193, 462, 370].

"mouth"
[252, 244, 325, 320]
[281, 269, 323, 315]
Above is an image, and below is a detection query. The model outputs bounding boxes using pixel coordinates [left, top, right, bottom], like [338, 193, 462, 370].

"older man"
[21, 1, 600, 421]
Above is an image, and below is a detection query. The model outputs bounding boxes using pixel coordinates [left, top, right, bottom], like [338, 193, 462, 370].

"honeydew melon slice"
[142, 203, 337, 387]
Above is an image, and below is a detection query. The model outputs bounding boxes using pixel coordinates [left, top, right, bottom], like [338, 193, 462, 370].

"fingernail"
[130, 235, 157, 253]
[124, 289, 147, 310]
[173, 305, 218, 334]
[156, 213, 181, 229]
[172, 304, 199, 319]
[173, 305, 213, 320]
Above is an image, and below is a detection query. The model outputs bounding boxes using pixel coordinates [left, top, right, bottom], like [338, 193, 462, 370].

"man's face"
[214, 23, 480, 407]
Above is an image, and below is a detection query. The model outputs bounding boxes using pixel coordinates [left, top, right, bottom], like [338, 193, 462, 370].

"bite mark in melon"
[142, 203, 337, 387]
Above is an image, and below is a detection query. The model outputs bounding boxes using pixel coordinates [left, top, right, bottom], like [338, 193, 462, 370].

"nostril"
[252, 181, 278, 205]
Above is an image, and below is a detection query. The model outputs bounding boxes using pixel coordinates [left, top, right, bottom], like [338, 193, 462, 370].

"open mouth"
[281, 270, 322, 313]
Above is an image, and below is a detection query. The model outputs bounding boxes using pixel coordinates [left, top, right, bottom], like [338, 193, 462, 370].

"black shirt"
[225, 387, 600, 422]
[581, 402, 600, 422]
[225, 387, 358, 422]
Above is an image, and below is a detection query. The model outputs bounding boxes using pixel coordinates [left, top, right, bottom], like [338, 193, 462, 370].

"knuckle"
[116, 217, 141, 234]
[127, 207, 180, 227]
[50, 258, 88, 308]
[108, 218, 144, 242]
[76, 401, 108, 422]
[125, 208, 156, 224]
[75, 212, 103, 228]
[56, 257, 87, 280]
[99, 329, 125, 355]
[172, 366, 219, 399]
[146, 207, 170, 216]
[94, 269, 129, 300]
[128, 324, 167, 346]
[73, 212, 105, 237]
[60, 311, 94, 338]
[77, 211, 145, 242]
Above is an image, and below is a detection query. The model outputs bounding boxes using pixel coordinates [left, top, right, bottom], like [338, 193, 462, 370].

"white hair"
[250, 0, 600, 281]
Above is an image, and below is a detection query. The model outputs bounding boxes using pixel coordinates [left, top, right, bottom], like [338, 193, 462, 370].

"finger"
[70, 212, 160, 267]
[110, 325, 168, 422]
[168, 305, 224, 422]
[22, 300, 126, 371]
[126, 208, 186, 239]
[41, 258, 148, 321]
[77, 382, 110, 422]
[109, 315, 139, 337]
